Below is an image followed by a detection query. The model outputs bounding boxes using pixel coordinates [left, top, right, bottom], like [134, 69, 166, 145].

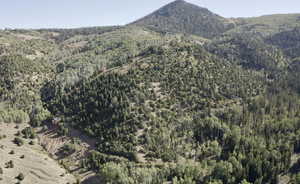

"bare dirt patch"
[13, 34, 42, 41]
[0, 123, 76, 184]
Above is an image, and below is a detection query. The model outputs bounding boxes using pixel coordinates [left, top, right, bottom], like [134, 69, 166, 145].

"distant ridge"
[131, 0, 235, 38]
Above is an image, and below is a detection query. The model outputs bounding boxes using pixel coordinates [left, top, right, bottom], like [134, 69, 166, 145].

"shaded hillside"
[266, 27, 300, 59]
[283, 58, 300, 93]
[205, 33, 288, 71]
[131, 0, 234, 38]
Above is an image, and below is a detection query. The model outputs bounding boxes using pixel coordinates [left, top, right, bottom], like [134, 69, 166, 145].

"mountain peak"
[173, 0, 186, 3]
[131, 0, 234, 38]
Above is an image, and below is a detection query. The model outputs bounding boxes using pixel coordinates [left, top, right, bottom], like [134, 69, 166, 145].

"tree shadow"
[290, 158, 300, 174]
[81, 175, 102, 184]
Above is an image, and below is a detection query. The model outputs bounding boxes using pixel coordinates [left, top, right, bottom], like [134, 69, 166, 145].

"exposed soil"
[0, 122, 76, 184]
[37, 122, 101, 184]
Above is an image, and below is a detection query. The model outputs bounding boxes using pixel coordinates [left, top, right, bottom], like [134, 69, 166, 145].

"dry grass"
[0, 123, 76, 184]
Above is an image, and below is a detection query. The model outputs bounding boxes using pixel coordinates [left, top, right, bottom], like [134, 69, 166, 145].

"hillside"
[131, 0, 234, 38]
[228, 14, 300, 37]
[42, 38, 300, 184]
[0, 123, 76, 184]
[266, 27, 300, 59]
[205, 33, 288, 71]
[1, 0, 300, 184]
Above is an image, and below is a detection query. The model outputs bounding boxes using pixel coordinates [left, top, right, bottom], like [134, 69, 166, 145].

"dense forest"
[1, 0, 300, 183]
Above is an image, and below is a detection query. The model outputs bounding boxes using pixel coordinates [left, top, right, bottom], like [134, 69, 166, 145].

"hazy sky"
[1, 0, 299, 29]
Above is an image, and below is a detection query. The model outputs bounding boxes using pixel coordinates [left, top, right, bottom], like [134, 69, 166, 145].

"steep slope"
[44, 41, 265, 157]
[131, 0, 234, 38]
[284, 58, 300, 92]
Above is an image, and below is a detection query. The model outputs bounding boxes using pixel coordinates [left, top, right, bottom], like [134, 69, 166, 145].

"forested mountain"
[131, 0, 235, 38]
[1, 0, 300, 184]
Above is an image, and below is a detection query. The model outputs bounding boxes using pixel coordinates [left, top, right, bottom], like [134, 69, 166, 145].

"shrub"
[0, 134, 6, 139]
[16, 173, 24, 181]
[21, 127, 36, 139]
[5, 160, 14, 168]
[29, 105, 51, 127]
[15, 131, 21, 136]
[100, 162, 134, 184]
[9, 150, 15, 154]
[14, 137, 24, 146]
[0, 108, 29, 124]
[60, 143, 76, 156]
[57, 125, 69, 136]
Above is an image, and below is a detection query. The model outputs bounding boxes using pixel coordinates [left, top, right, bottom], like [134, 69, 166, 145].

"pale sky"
[0, 0, 299, 29]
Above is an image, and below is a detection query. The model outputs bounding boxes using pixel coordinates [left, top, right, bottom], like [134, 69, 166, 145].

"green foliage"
[239, 180, 252, 184]
[0, 108, 29, 124]
[98, 161, 204, 184]
[45, 73, 140, 156]
[57, 124, 69, 136]
[0, 134, 6, 140]
[83, 151, 128, 171]
[295, 173, 300, 184]
[13, 137, 24, 146]
[210, 161, 234, 184]
[100, 162, 135, 184]
[194, 117, 229, 144]
[21, 127, 36, 139]
[29, 105, 51, 127]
